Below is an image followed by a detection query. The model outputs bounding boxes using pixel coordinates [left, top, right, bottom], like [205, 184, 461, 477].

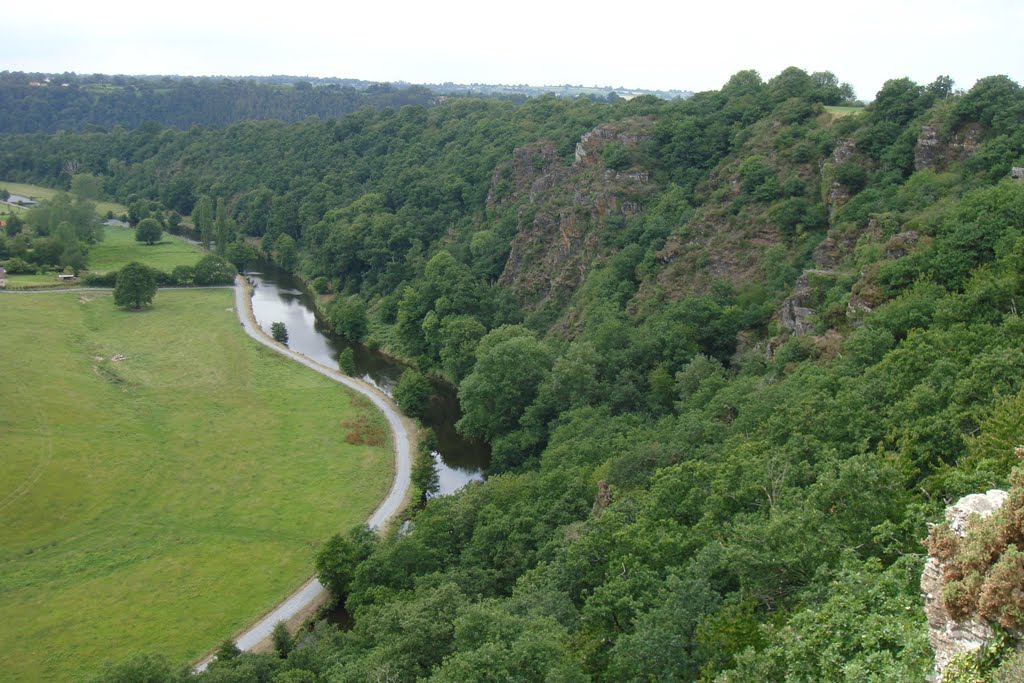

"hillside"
[4, 67, 1024, 680]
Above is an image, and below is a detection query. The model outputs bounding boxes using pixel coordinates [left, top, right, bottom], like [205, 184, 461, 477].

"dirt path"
[192, 277, 415, 671]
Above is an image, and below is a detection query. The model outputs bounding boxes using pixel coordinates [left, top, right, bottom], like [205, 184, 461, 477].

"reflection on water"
[245, 265, 488, 495]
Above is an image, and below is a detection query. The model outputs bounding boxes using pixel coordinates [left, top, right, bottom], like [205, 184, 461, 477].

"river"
[244, 262, 489, 495]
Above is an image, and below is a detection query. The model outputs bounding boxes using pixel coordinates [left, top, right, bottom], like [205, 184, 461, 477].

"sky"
[4, 0, 1022, 101]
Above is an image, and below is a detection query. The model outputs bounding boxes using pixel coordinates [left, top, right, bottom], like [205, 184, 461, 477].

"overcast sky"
[5, 0, 1021, 100]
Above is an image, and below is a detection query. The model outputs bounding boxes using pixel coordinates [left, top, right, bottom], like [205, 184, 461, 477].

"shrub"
[170, 265, 194, 286]
[394, 369, 433, 420]
[2, 257, 35, 274]
[926, 451, 1024, 629]
[193, 254, 236, 285]
[83, 270, 119, 286]
[271, 322, 288, 345]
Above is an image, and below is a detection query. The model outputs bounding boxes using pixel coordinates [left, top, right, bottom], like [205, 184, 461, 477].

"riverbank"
[244, 264, 488, 490]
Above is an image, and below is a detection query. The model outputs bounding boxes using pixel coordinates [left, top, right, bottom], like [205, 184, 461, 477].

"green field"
[87, 225, 204, 274]
[824, 105, 865, 117]
[1, 273, 81, 290]
[2, 221, 205, 289]
[0, 290, 392, 681]
[1, 180, 127, 217]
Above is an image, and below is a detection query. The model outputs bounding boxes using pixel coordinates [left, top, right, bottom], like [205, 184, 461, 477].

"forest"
[3, 67, 1024, 681]
[0, 72, 444, 133]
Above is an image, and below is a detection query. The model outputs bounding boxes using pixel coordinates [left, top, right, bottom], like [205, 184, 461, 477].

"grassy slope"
[0, 290, 392, 682]
[823, 105, 865, 117]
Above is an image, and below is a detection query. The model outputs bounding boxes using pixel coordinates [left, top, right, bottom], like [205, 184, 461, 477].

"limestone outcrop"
[922, 489, 1009, 682]
[914, 121, 983, 173]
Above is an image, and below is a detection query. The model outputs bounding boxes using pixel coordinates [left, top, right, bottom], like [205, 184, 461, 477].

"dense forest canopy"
[6, 67, 1024, 681]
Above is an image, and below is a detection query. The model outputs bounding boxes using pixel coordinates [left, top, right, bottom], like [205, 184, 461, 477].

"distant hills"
[0, 71, 692, 134]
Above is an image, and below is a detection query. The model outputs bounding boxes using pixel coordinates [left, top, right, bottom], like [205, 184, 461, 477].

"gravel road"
[196, 278, 414, 671]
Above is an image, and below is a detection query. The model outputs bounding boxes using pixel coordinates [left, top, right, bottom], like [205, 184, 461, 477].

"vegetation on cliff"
[4, 67, 1024, 680]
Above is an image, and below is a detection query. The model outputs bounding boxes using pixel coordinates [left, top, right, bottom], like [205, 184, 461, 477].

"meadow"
[0, 289, 392, 681]
[823, 104, 865, 117]
[3, 225, 205, 289]
[1, 179, 127, 217]
[87, 224, 204, 273]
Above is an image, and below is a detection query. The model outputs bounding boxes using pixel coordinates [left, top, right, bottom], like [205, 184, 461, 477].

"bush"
[394, 369, 433, 420]
[170, 264, 194, 286]
[193, 254, 237, 285]
[834, 162, 868, 192]
[2, 257, 35, 274]
[83, 270, 119, 286]
[271, 322, 289, 345]
[926, 452, 1024, 629]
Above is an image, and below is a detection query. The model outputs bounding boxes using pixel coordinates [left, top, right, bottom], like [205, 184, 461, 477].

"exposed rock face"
[812, 231, 858, 271]
[1012, 166, 1024, 181]
[574, 126, 652, 166]
[495, 118, 656, 316]
[592, 480, 612, 517]
[486, 141, 563, 210]
[914, 121, 983, 172]
[824, 138, 857, 222]
[922, 489, 1009, 682]
[778, 273, 816, 336]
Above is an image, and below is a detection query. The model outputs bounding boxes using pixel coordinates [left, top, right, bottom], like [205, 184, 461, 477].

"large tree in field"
[113, 261, 157, 310]
[134, 217, 162, 245]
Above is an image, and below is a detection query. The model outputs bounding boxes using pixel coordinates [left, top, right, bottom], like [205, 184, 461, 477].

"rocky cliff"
[493, 118, 656, 318]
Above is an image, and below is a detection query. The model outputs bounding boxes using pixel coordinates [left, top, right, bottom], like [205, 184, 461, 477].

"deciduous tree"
[135, 217, 162, 245]
[113, 261, 157, 310]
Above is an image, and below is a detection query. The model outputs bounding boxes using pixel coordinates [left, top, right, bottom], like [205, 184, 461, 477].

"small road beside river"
[191, 276, 415, 671]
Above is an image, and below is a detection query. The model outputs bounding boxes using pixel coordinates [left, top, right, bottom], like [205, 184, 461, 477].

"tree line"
[0, 72, 445, 133]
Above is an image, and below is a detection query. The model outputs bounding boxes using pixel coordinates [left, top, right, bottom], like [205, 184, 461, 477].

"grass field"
[2, 225, 204, 289]
[1, 180, 127, 217]
[87, 225, 205, 274]
[2, 273, 81, 290]
[0, 290, 393, 681]
[824, 105, 865, 117]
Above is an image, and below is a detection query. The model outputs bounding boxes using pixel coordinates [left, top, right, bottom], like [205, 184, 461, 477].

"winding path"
[192, 277, 414, 671]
